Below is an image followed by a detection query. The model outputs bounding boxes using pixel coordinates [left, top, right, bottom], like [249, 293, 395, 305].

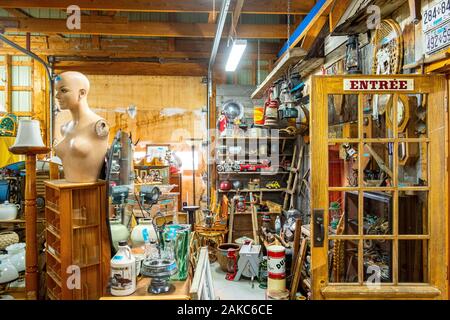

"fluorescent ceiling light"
[225, 39, 247, 72]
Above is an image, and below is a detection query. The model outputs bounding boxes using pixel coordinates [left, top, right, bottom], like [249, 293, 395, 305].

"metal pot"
[0, 201, 20, 220]
[220, 180, 232, 191]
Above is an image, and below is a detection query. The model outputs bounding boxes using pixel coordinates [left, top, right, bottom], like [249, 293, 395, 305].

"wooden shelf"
[47, 225, 60, 238]
[218, 171, 289, 175]
[77, 261, 101, 269]
[219, 188, 287, 193]
[135, 165, 169, 169]
[219, 136, 296, 140]
[47, 289, 59, 300]
[47, 248, 61, 263]
[47, 268, 62, 288]
[0, 218, 46, 224]
[73, 223, 100, 230]
[46, 205, 60, 215]
[251, 48, 307, 99]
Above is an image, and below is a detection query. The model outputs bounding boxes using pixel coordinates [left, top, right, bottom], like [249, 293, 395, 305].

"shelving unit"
[44, 180, 109, 300]
[216, 131, 295, 244]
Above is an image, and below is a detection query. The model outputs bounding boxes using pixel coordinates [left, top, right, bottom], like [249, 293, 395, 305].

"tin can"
[267, 245, 286, 292]
[254, 106, 264, 125]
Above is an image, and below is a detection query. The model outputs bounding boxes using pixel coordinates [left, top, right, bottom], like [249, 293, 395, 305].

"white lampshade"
[12, 120, 45, 148]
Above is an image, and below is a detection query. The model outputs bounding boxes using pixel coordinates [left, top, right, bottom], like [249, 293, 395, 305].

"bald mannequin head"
[55, 71, 91, 111]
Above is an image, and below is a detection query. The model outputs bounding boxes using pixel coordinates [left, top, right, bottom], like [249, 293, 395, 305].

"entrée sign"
[343, 79, 414, 91]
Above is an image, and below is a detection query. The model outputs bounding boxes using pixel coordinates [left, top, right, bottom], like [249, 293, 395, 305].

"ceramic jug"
[6, 242, 25, 273]
[109, 218, 129, 251]
[110, 241, 136, 296]
[130, 218, 157, 247]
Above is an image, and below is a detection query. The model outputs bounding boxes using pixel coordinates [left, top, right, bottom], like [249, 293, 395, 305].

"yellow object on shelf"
[0, 137, 23, 168]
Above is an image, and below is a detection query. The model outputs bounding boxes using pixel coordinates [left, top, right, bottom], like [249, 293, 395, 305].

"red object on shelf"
[220, 180, 232, 191]
[225, 249, 238, 281]
[239, 160, 271, 172]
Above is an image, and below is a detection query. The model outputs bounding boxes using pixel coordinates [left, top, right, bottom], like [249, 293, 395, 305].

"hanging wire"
[287, 0, 291, 48]
[257, 39, 261, 85]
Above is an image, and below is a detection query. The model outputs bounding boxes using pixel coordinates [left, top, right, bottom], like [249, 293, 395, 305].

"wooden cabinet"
[44, 180, 109, 300]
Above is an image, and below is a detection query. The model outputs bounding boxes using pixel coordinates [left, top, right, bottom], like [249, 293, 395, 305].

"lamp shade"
[11, 120, 45, 148]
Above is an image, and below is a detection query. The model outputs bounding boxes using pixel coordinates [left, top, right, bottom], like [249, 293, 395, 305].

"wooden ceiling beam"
[53, 61, 208, 76]
[0, 35, 279, 60]
[208, 12, 218, 24]
[301, 16, 328, 51]
[0, 0, 314, 15]
[0, 17, 288, 39]
[229, 0, 245, 38]
[3, 8, 33, 18]
[329, 0, 352, 32]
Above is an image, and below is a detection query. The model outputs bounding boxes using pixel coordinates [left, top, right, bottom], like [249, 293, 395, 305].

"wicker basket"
[0, 231, 19, 250]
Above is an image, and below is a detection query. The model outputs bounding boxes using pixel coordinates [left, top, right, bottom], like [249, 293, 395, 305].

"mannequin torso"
[53, 72, 109, 183]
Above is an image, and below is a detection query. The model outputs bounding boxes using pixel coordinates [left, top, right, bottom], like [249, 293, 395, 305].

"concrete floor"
[210, 262, 267, 300]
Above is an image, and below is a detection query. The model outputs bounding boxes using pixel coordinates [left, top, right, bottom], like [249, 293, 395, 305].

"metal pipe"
[51, 55, 207, 64]
[0, 34, 55, 149]
[207, 0, 231, 204]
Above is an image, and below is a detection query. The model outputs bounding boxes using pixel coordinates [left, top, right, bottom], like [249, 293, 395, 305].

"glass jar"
[258, 256, 268, 289]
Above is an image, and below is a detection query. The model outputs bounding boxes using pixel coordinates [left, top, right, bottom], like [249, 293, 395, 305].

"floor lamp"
[9, 120, 50, 300]
[183, 138, 202, 229]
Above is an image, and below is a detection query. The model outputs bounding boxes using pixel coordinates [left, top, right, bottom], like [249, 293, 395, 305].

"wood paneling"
[0, 36, 279, 61]
[0, 0, 315, 15]
[53, 61, 207, 76]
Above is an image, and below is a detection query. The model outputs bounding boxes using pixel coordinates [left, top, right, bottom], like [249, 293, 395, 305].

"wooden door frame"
[310, 74, 448, 300]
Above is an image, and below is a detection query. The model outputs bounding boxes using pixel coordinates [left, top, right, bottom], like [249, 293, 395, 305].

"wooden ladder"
[283, 145, 304, 211]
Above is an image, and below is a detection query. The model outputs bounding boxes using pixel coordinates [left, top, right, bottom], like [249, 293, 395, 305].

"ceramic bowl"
[0, 260, 19, 284]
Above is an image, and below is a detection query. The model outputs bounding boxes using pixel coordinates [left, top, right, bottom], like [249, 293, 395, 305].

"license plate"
[423, 0, 450, 33]
[425, 21, 450, 54]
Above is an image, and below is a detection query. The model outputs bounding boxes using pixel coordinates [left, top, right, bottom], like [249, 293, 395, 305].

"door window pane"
[363, 192, 392, 235]
[399, 240, 428, 283]
[364, 240, 392, 283]
[362, 143, 393, 187]
[364, 94, 394, 139]
[399, 191, 428, 235]
[329, 143, 358, 187]
[12, 91, 32, 112]
[12, 66, 32, 86]
[328, 94, 359, 139]
[399, 142, 427, 187]
[329, 240, 359, 283]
